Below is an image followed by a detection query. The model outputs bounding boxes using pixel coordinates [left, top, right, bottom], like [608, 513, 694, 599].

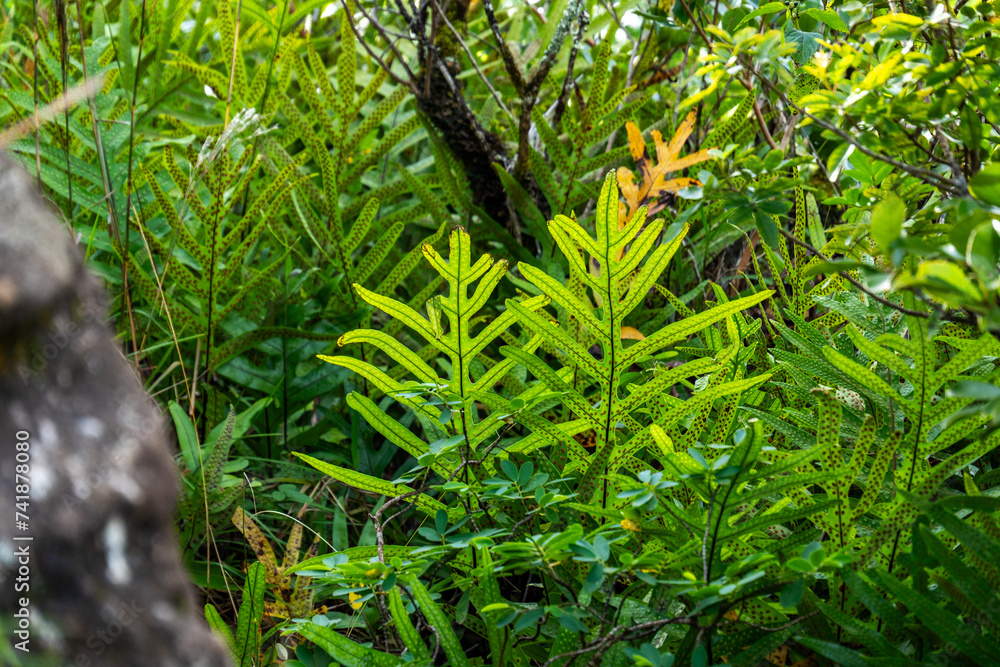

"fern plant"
[121, 129, 301, 378]
[515, 40, 647, 263]
[802, 493, 1000, 665]
[296, 226, 548, 513]
[756, 302, 1000, 572]
[264, 28, 448, 311]
[501, 172, 774, 509]
[163, 0, 287, 133]
[230, 506, 325, 622]
[749, 185, 847, 335]
[613, 421, 844, 665]
[5, 27, 142, 242]
[205, 561, 274, 667]
[285, 574, 473, 667]
[287, 175, 786, 664]
[174, 405, 249, 549]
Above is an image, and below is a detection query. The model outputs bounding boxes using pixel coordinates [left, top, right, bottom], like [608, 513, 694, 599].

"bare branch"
[481, 0, 526, 93]
[753, 96, 778, 150]
[776, 226, 975, 325]
[346, 0, 420, 93]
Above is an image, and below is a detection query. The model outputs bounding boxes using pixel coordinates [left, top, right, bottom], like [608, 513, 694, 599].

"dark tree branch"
[510, 0, 587, 181]
[429, 0, 513, 121]
[481, 0, 526, 93]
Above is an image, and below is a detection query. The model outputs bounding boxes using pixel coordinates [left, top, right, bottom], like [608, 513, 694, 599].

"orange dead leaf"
[231, 506, 324, 623]
[621, 326, 645, 341]
[616, 114, 713, 226]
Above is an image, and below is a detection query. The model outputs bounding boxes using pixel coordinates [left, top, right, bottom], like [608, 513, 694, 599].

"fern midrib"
[201, 163, 226, 438]
[705, 429, 754, 581]
[601, 213, 616, 509]
[455, 232, 474, 484]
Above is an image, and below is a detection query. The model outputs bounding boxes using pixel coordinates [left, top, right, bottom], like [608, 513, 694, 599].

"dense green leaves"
[6, 0, 1000, 664]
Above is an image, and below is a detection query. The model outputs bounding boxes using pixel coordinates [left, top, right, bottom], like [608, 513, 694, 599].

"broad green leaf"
[870, 196, 905, 252]
[386, 588, 431, 662]
[801, 8, 849, 32]
[735, 2, 786, 30]
[235, 561, 265, 667]
[205, 604, 237, 657]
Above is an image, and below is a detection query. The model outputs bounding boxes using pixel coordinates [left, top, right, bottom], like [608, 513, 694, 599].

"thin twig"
[130, 209, 195, 419]
[55, 0, 73, 220]
[778, 113, 799, 151]
[481, 0, 526, 93]
[744, 61, 967, 196]
[735, 610, 819, 632]
[753, 96, 778, 150]
[777, 226, 974, 324]
[676, 0, 711, 47]
[345, 0, 419, 93]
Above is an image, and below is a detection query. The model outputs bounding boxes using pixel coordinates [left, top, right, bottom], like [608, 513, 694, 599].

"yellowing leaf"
[616, 116, 713, 225]
[621, 326, 645, 341]
[231, 506, 324, 623]
[620, 518, 642, 532]
[861, 52, 903, 89]
[872, 12, 924, 27]
[232, 506, 281, 583]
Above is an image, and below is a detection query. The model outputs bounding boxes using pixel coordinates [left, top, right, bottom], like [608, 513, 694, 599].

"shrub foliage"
[3, 0, 1000, 664]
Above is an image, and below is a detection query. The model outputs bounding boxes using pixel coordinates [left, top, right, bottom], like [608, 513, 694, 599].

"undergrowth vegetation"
[3, 0, 1000, 664]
